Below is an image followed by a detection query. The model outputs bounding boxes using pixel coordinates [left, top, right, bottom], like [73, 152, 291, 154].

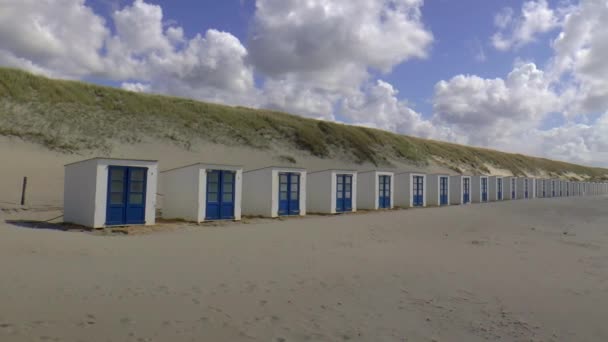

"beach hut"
[426, 174, 450, 206]
[488, 176, 504, 201]
[449, 175, 471, 205]
[395, 172, 427, 208]
[160, 163, 242, 223]
[517, 178, 533, 199]
[64, 158, 158, 228]
[307, 170, 357, 214]
[242, 166, 306, 218]
[471, 176, 489, 203]
[357, 171, 394, 210]
[540, 179, 550, 198]
[551, 179, 558, 197]
[535, 179, 544, 198]
[504, 177, 517, 200]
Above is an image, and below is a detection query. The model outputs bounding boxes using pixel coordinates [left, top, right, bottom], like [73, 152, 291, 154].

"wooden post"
[20, 176, 27, 206]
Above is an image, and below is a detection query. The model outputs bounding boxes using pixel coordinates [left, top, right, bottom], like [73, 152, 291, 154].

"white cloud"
[492, 0, 560, 51]
[433, 62, 560, 146]
[550, 0, 608, 116]
[249, 0, 434, 118]
[341, 80, 452, 140]
[0, 0, 109, 78]
[121, 82, 150, 93]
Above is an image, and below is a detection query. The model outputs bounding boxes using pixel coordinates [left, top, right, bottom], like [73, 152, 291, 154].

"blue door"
[206, 170, 235, 220]
[106, 166, 147, 226]
[413, 176, 424, 206]
[482, 178, 488, 202]
[552, 182, 556, 197]
[497, 179, 503, 200]
[542, 181, 546, 197]
[440, 177, 448, 205]
[279, 173, 300, 216]
[524, 179, 529, 198]
[336, 174, 353, 213]
[463, 178, 470, 203]
[378, 175, 391, 209]
[511, 179, 516, 199]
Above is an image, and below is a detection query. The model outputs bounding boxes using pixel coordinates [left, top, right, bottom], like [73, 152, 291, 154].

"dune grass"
[1, 67, 606, 180]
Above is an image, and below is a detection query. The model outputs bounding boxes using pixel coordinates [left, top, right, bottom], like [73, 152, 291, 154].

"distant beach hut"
[489, 176, 504, 201]
[395, 172, 427, 208]
[426, 174, 450, 207]
[517, 178, 533, 199]
[449, 175, 471, 205]
[241, 166, 306, 218]
[551, 179, 558, 197]
[307, 170, 357, 214]
[160, 163, 242, 222]
[537, 179, 548, 198]
[357, 171, 394, 210]
[471, 176, 489, 203]
[504, 177, 517, 200]
[63, 158, 158, 228]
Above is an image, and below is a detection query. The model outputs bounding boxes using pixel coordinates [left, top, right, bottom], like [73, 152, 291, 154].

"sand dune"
[1, 196, 607, 341]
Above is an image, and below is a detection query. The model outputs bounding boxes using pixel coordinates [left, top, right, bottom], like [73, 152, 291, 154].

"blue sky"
[88, 0, 559, 119]
[0, 0, 606, 166]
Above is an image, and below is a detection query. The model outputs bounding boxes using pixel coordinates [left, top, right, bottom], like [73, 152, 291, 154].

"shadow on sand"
[5, 219, 88, 232]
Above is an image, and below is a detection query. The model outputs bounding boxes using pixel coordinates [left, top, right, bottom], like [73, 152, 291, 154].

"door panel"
[463, 178, 470, 203]
[106, 166, 147, 226]
[497, 179, 503, 200]
[279, 173, 300, 216]
[481, 178, 488, 202]
[336, 175, 353, 213]
[440, 177, 448, 205]
[205, 170, 235, 220]
[378, 175, 391, 209]
[413, 176, 424, 206]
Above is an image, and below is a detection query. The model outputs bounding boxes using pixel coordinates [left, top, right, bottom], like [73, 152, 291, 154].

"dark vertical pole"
[20, 176, 27, 206]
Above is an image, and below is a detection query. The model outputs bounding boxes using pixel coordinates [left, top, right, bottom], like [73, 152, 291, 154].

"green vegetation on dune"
[1, 67, 606, 180]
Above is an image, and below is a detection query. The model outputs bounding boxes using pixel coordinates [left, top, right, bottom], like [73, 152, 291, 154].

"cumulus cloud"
[433, 62, 560, 146]
[492, 0, 560, 51]
[0, 0, 256, 106]
[550, 0, 608, 115]
[0, 0, 109, 78]
[249, 0, 434, 118]
[341, 80, 448, 140]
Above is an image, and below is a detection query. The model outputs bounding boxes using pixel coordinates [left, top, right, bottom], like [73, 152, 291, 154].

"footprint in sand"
[0, 323, 16, 334]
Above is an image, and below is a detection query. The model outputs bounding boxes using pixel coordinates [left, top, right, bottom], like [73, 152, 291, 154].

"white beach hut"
[449, 175, 471, 205]
[357, 171, 394, 210]
[471, 176, 489, 203]
[488, 176, 504, 201]
[64, 158, 158, 228]
[307, 170, 357, 214]
[426, 174, 450, 207]
[504, 177, 517, 200]
[395, 172, 427, 208]
[517, 178, 533, 199]
[161, 163, 243, 223]
[242, 166, 306, 218]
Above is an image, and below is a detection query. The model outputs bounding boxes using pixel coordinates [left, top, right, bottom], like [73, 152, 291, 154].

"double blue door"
[482, 178, 488, 202]
[413, 176, 424, 206]
[463, 178, 470, 203]
[336, 174, 353, 213]
[378, 175, 391, 209]
[106, 166, 147, 226]
[497, 179, 503, 200]
[440, 177, 448, 205]
[279, 173, 300, 216]
[511, 179, 516, 199]
[206, 170, 235, 220]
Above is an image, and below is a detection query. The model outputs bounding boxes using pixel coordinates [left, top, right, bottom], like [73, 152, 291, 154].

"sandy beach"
[1, 196, 607, 341]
